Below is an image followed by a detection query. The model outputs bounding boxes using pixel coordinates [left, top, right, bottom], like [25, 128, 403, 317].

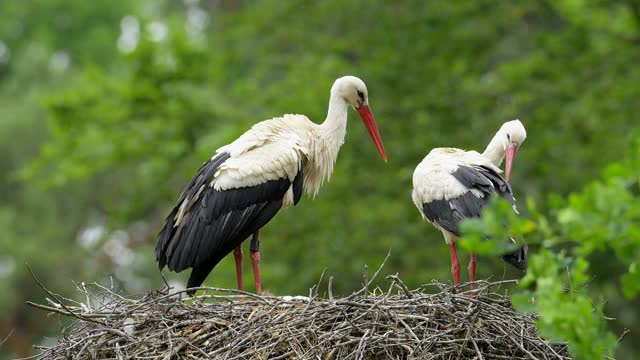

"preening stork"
[411, 120, 528, 290]
[156, 76, 387, 295]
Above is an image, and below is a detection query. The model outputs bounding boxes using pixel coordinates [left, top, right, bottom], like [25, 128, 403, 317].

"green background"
[1, 1, 638, 358]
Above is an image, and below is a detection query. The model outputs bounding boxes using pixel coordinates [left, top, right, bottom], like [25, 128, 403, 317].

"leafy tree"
[461, 135, 640, 358]
[2, 0, 639, 358]
[0, 0, 142, 356]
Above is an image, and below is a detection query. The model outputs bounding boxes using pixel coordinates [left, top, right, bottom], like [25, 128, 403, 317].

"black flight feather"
[292, 165, 304, 205]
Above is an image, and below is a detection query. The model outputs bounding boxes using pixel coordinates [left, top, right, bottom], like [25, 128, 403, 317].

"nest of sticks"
[28, 264, 571, 360]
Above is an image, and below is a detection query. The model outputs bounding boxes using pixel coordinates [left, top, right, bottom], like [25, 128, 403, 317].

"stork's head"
[332, 76, 387, 162]
[332, 76, 369, 108]
[499, 119, 527, 181]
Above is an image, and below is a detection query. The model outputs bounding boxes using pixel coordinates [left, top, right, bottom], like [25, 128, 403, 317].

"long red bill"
[356, 105, 387, 162]
[505, 144, 517, 182]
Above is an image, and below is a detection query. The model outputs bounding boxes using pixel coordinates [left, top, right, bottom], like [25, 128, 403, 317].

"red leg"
[250, 230, 262, 295]
[449, 243, 460, 290]
[233, 245, 244, 291]
[468, 252, 477, 294]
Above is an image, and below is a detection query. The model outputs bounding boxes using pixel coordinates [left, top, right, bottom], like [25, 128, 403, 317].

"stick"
[347, 249, 391, 300]
[26, 264, 106, 325]
[362, 265, 369, 298]
[328, 276, 334, 301]
[0, 329, 14, 347]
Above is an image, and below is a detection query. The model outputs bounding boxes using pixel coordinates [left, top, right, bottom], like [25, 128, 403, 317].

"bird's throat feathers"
[482, 130, 509, 167]
[302, 95, 350, 197]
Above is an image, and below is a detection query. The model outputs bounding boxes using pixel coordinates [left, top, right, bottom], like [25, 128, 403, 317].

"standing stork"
[411, 120, 527, 291]
[156, 76, 387, 295]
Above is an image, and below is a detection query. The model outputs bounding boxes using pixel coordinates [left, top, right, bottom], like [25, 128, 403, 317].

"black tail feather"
[186, 262, 217, 296]
[501, 243, 528, 271]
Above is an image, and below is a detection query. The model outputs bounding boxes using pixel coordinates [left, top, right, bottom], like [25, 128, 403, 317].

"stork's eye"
[357, 90, 365, 102]
[507, 133, 511, 141]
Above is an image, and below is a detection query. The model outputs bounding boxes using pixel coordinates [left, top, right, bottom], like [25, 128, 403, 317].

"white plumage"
[156, 76, 387, 295]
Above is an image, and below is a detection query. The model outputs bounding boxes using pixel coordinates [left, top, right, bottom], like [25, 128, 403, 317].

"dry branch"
[28, 278, 571, 359]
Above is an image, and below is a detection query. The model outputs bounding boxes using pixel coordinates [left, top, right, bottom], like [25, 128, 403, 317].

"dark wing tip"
[422, 199, 463, 237]
[501, 244, 528, 271]
[422, 190, 488, 237]
[154, 153, 231, 271]
[451, 165, 492, 189]
[292, 165, 304, 205]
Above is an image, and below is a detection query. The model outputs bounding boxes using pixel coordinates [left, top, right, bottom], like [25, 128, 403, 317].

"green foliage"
[513, 250, 617, 359]
[461, 137, 640, 358]
[459, 196, 536, 256]
[555, 136, 640, 299]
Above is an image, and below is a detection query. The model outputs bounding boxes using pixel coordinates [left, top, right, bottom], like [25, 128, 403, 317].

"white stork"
[411, 120, 527, 291]
[156, 76, 387, 295]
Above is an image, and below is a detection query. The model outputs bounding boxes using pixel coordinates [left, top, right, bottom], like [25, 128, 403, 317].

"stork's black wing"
[155, 152, 303, 290]
[421, 165, 514, 237]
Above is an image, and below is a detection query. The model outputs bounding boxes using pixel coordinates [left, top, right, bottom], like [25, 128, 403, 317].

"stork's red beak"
[505, 144, 518, 182]
[356, 105, 387, 162]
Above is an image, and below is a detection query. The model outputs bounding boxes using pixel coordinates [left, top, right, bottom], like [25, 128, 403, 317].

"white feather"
[213, 115, 311, 191]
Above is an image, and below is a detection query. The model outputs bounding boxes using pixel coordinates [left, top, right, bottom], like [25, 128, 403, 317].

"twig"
[26, 264, 106, 325]
[362, 265, 369, 298]
[617, 328, 630, 343]
[471, 336, 484, 360]
[162, 323, 215, 360]
[498, 326, 538, 360]
[0, 329, 14, 347]
[355, 329, 370, 360]
[386, 273, 412, 298]
[347, 249, 391, 300]
[159, 271, 171, 291]
[310, 268, 327, 299]
[328, 276, 334, 301]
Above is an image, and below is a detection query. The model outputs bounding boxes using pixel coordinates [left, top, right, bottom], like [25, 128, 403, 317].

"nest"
[28, 269, 570, 360]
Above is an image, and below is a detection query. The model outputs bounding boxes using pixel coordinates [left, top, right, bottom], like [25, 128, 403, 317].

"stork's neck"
[304, 93, 349, 197]
[320, 94, 349, 142]
[482, 130, 507, 167]
[320, 92, 347, 151]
